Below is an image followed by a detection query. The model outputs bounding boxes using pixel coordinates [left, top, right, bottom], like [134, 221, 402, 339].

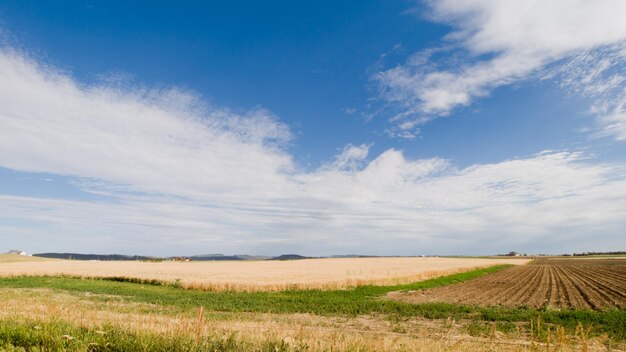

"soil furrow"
[499, 265, 546, 307]
[525, 265, 551, 307]
[390, 258, 626, 310]
[553, 265, 594, 309]
[574, 266, 626, 291]
[563, 266, 626, 308]
[458, 266, 537, 305]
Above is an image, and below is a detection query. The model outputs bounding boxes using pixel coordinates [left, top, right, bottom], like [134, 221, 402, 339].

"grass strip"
[0, 318, 299, 352]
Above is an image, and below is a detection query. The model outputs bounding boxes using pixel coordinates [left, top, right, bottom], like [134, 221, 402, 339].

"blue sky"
[1, 0, 626, 256]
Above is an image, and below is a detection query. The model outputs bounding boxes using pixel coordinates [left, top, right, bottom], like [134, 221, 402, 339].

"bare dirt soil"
[388, 257, 626, 310]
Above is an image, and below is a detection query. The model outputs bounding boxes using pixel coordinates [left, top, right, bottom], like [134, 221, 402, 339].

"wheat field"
[0, 254, 55, 263]
[0, 256, 530, 291]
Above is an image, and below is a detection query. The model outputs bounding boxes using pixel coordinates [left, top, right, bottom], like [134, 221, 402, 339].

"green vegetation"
[0, 319, 299, 352]
[1, 264, 624, 341]
[0, 266, 509, 316]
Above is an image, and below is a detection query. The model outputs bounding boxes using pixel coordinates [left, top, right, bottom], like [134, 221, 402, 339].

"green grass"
[0, 319, 301, 352]
[1, 265, 624, 341]
[0, 266, 508, 316]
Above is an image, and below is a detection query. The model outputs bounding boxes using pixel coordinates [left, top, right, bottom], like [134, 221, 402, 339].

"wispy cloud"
[555, 46, 626, 140]
[1, 48, 626, 255]
[0, 49, 294, 204]
[376, 0, 626, 138]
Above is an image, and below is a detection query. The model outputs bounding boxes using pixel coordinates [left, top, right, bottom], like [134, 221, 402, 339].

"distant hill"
[190, 254, 271, 261]
[34, 253, 159, 261]
[32, 252, 273, 261]
[190, 255, 242, 261]
[270, 254, 310, 261]
[189, 254, 271, 261]
[235, 255, 271, 260]
[192, 254, 224, 257]
[31, 253, 336, 261]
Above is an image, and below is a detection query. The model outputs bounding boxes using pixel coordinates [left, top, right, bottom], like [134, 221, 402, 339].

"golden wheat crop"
[0, 257, 530, 291]
[0, 254, 55, 263]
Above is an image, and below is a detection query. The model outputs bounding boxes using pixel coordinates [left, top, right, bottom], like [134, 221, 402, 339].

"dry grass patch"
[0, 287, 613, 351]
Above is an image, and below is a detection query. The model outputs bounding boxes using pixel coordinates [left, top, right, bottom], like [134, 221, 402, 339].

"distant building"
[6, 250, 28, 256]
[170, 257, 192, 262]
[506, 251, 521, 257]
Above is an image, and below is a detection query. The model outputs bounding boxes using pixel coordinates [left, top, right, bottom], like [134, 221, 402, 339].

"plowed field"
[388, 258, 626, 310]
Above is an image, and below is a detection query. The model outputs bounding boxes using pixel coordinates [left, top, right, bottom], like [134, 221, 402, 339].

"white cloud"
[557, 46, 626, 140]
[0, 49, 295, 204]
[376, 0, 626, 138]
[323, 144, 371, 172]
[1, 48, 626, 255]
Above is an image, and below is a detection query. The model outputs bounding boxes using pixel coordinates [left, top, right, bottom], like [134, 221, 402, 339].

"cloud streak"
[0, 49, 295, 204]
[376, 0, 626, 138]
[1, 48, 626, 255]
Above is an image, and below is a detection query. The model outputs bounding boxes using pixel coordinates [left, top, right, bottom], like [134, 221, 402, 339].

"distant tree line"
[571, 251, 626, 256]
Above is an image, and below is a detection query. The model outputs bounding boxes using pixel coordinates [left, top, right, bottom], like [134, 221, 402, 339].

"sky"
[1, 0, 626, 256]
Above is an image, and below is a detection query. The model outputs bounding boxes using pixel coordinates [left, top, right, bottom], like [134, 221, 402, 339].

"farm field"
[0, 256, 530, 291]
[1, 264, 625, 351]
[388, 257, 626, 310]
[0, 254, 56, 263]
[1, 258, 624, 351]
